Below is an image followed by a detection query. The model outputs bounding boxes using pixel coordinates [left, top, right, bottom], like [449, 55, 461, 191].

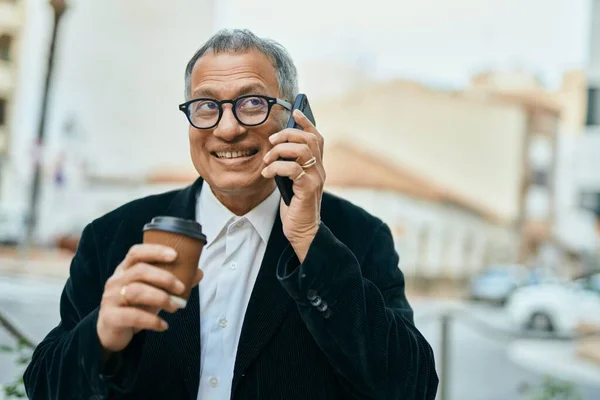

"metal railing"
[0, 311, 36, 350]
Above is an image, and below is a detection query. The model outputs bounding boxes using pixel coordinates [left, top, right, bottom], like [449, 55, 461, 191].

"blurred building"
[311, 80, 536, 279]
[0, 0, 215, 243]
[579, 0, 600, 242]
[589, 0, 600, 125]
[468, 72, 569, 263]
[323, 141, 516, 281]
[312, 69, 598, 279]
[0, 0, 25, 190]
[542, 0, 600, 270]
[0, 0, 26, 244]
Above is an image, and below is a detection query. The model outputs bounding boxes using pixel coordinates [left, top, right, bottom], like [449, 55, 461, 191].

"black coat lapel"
[232, 213, 293, 392]
[159, 178, 203, 399]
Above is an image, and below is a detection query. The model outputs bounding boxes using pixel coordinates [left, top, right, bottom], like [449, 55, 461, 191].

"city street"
[1, 274, 599, 400]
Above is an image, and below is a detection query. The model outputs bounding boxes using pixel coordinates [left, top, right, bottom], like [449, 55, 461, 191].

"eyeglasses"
[178, 94, 292, 129]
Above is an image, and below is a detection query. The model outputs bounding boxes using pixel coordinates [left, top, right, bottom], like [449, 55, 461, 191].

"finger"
[120, 282, 186, 313]
[193, 268, 204, 286]
[269, 128, 321, 160]
[261, 160, 303, 180]
[263, 142, 325, 184]
[121, 244, 177, 269]
[261, 161, 320, 198]
[263, 143, 313, 165]
[104, 307, 168, 332]
[122, 263, 186, 296]
[294, 109, 324, 156]
[292, 109, 316, 133]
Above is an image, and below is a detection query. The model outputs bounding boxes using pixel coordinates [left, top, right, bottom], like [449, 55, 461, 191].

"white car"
[505, 273, 600, 336]
[469, 264, 540, 304]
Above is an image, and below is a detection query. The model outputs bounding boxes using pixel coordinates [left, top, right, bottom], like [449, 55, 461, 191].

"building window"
[0, 98, 6, 126]
[532, 169, 549, 186]
[0, 34, 12, 62]
[587, 86, 599, 127]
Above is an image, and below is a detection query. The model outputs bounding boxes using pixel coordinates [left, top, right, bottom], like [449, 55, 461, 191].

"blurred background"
[1, 0, 600, 399]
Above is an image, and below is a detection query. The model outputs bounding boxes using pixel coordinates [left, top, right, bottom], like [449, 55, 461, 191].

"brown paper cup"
[142, 217, 207, 300]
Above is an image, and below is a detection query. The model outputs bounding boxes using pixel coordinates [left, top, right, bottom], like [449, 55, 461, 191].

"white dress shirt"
[196, 183, 281, 400]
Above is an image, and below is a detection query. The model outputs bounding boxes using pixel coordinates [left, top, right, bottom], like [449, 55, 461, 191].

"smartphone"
[275, 93, 317, 206]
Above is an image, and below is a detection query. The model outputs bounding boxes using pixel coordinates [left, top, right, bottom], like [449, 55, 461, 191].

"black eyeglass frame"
[178, 94, 293, 129]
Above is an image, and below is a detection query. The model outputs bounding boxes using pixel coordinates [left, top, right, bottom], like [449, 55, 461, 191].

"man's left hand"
[262, 109, 325, 263]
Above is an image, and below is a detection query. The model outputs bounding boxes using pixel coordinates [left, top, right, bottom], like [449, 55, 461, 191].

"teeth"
[216, 150, 253, 159]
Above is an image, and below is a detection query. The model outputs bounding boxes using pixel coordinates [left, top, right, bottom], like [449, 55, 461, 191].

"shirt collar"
[196, 182, 281, 246]
[244, 187, 281, 244]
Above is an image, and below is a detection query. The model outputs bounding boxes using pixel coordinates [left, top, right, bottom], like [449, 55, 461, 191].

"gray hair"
[184, 29, 299, 102]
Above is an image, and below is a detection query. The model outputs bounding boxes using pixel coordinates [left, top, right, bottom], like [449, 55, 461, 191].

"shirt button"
[317, 301, 328, 312]
[209, 377, 219, 388]
[219, 318, 228, 328]
[307, 290, 318, 301]
[323, 309, 332, 319]
[230, 262, 237, 270]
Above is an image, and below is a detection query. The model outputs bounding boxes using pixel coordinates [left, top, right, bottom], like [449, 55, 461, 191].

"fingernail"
[164, 248, 177, 258]
[269, 134, 276, 143]
[170, 295, 187, 309]
[161, 320, 169, 330]
[264, 151, 271, 160]
[261, 168, 268, 177]
[175, 280, 185, 294]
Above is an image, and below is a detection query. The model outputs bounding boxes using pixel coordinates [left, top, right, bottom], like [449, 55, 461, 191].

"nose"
[213, 105, 246, 141]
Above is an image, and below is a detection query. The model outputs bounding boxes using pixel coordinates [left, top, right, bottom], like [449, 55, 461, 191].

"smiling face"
[187, 49, 289, 203]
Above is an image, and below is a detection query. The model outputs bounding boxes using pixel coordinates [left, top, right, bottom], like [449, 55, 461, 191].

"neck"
[211, 181, 277, 216]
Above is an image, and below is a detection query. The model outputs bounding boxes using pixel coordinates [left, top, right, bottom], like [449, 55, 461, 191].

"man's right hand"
[96, 244, 203, 354]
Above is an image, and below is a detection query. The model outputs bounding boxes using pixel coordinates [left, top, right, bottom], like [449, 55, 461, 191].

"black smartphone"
[274, 93, 316, 206]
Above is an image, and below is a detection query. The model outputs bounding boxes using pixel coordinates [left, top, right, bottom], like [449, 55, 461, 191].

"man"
[24, 29, 438, 399]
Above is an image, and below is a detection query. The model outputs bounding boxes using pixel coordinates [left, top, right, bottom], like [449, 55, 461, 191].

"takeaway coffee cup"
[142, 216, 207, 300]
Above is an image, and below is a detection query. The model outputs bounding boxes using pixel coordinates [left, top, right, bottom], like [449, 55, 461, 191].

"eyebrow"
[191, 83, 270, 99]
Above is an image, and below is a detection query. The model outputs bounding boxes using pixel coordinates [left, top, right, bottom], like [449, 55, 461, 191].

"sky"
[214, 0, 594, 89]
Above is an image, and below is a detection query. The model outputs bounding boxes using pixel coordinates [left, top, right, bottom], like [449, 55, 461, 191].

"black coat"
[24, 178, 438, 399]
